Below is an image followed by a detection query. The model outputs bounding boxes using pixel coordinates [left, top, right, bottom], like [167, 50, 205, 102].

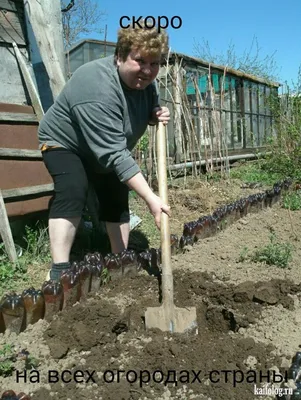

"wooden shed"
[0, 0, 53, 220]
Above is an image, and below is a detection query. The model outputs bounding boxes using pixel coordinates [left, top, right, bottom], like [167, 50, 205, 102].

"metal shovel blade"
[145, 304, 198, 334]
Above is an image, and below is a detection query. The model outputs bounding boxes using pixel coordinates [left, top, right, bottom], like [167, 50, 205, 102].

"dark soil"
[29, 271, 298, 400]
[1, 180, 301, 400]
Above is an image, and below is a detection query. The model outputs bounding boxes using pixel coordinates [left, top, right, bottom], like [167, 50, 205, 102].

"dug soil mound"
[35, 271, 289, 400]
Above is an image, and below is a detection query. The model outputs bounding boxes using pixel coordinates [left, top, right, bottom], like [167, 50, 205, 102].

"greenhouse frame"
[66, 40, 280, 164]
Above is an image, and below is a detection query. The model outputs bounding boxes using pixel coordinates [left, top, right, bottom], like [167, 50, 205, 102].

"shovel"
[145, 122, 198, 334]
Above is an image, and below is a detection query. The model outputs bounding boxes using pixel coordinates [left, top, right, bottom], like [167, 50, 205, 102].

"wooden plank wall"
[0, 0, 30, 104]
[0, 0, 26, 45]
[0, 1, 53, 220]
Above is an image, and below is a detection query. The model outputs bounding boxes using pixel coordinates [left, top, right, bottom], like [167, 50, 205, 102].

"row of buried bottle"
[0, 391, 30, 400]
[180, 179, 293, 246]
[0, 250, 139, 335]
[0, 179, 294, 397]
[0, 179, 293, 336]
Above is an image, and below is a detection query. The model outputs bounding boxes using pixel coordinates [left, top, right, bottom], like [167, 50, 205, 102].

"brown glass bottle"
[1, 390, 17, 400]
[84, 252, 104, 266]
[89, 263, 103, 293]
[137, 251, 152, 272]
[149, 248, 161, 270]
[104, 253, 122, 280]
[17, 393, 31, 400]
[77, 264, 92, 301]
[265, 189, 274, 208]
[120, 249, 137, 277]
[183, 222, 195, 241]
[0, 310, 5, 334]
[22, 288, 45, 328]
[170, 234, 179, 255]
[202, 216, 212, 237]
[61, 270, 80, 309]
[195, 220, 204, 240]
[42, 281, 63, 322]
[0, 293, 25, 334]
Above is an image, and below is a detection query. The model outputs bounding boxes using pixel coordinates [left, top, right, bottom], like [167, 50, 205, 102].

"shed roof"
[169, 52, 280, 87]
[66, 39, 280, 87]
[66, 38, 117, 54]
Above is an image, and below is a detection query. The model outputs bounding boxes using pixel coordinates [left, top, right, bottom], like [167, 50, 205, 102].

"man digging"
[38, 21, 171, 281]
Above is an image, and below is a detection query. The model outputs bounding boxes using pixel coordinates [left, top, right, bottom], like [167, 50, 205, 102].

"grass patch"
[238, 246, 249, 262]
[282, 191, 301, 211]
[0, 344, 39, 377]
[0, 344, 15, 377]
[230, 161, 283, 185]
[0, 223, 51, 298]
[238, 232, 294, 268]
[251, 232, 293, 268]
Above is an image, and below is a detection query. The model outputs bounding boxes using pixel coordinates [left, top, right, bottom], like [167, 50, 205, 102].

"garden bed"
[1, 176, 301, 400]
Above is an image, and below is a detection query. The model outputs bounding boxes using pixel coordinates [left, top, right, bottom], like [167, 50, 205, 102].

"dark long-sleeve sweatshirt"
[38, 55, 159, 182]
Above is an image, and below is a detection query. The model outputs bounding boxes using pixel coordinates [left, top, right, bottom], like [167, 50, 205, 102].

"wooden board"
[0, 148, 42, 158]
[24, 0, 66, 98]
[2, 183, 54, 200]
[0, 112, 38, 122]
[0, 189, 17, 262]
[0, 0, 18, 12]
[0, 47, 29, 104]
[0, 9, 27, 45]
[0, 102, 34, 113]
[13, 41, 44, 121]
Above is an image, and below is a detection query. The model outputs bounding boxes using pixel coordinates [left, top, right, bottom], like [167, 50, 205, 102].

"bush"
[0, 223, 51, 296]
[282, 191, 301, 211]
[0, 344, 39, 377]
[251, 233, 293, 268]
[0, 344, 15, 377]
[262, 71, 301, 180]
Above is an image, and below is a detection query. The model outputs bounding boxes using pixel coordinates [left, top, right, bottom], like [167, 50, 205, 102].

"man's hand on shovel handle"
[144, 192, 171, 230]
[150, 106, 170, 126]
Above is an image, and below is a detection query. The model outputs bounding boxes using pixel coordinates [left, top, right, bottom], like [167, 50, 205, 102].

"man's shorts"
[42, 147, 130, 223]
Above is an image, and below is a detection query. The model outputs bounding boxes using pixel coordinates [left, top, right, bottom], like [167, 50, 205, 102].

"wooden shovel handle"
[156, 123, 174, 305]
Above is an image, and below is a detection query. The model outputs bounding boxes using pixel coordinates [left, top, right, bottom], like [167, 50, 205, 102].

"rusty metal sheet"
[0, 159, 51, 190]
[0, 159, 53, 217]
[0, 124, 39, 149]
[5, 196, 51, 217]
[0, 103, 53, 217]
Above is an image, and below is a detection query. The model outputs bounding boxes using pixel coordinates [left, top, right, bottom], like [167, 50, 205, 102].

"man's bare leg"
[106, 221, 130, 253]
[47, 217, 81, 281]
[49, 217, 81, 262]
